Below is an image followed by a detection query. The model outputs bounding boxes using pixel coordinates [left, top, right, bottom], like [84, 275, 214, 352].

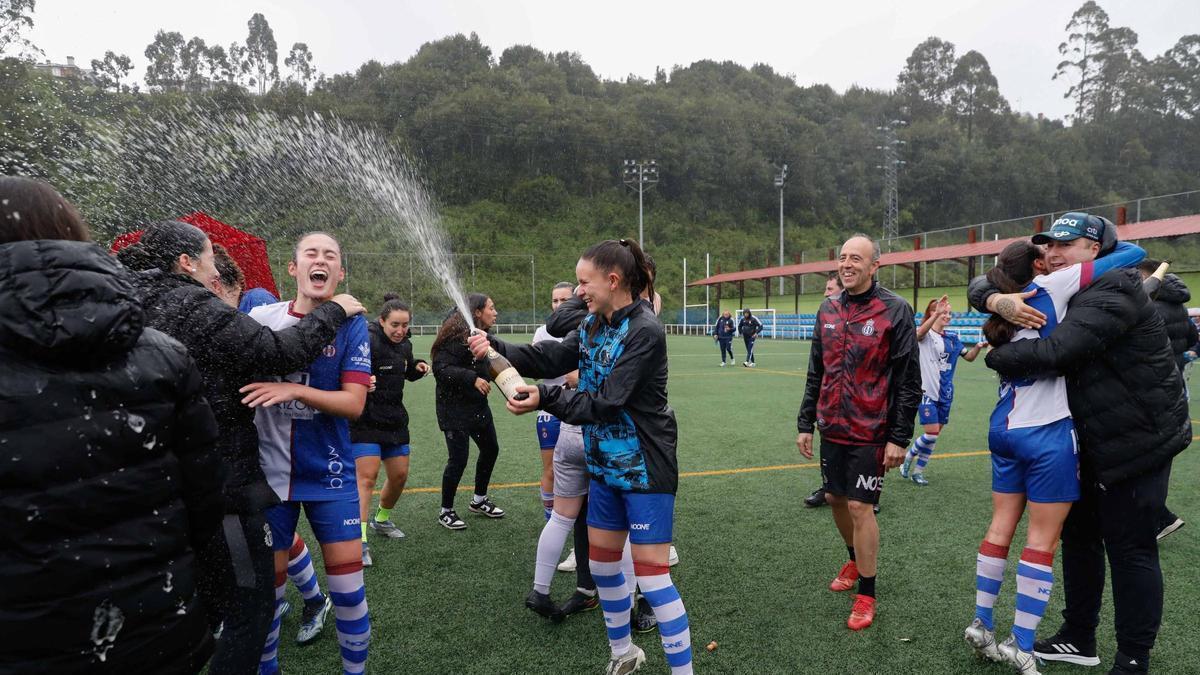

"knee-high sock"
[638, 562, 693, 675]
[909, 433, 938, 472]
[287, 534, 323, 602]
[975, 541, 1009, 630]
[590, 545, 632, 658]
[1013, 548, 1055, 652]
[621, 538, 637, 598]
[327, 560, 370, 675]
[259, 571, 286, 675]
[534, 512, 574, 594]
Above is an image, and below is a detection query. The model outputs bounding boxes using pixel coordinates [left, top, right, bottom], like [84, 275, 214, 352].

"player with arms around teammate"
[470, 239, 692, 675]
[244, 232, 372, 675]
[963, 237, 1144, 674]
[796, 233, 922, 631]
[352, 294, 429, 566]
[899, 295, 987, 486]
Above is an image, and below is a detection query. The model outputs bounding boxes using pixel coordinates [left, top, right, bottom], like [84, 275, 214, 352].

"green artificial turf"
[276, 335, 1199, 673]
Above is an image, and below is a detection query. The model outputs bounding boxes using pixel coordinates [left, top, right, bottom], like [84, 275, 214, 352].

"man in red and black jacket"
[796, 234, 922, 632]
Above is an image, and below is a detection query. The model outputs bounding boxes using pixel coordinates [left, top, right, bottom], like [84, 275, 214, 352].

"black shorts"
[820, 439, 885, 505]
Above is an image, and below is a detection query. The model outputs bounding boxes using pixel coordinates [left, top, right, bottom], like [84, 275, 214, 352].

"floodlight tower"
[773, 162, 789, 295]
[622, 159, 659, 248]
[875, 120, 907, 244]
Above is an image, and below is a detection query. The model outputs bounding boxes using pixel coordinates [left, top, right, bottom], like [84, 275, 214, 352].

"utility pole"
[876, 120, 906, 287]
[773, 162, 789, 295]
[622, 159, 659, 248]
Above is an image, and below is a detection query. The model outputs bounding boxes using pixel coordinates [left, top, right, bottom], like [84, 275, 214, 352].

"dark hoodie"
[350, 322, 428, 445]
[126, 268, 347, 514]
[0, 240, 222, 673]
[1150, 274, 1198, 369]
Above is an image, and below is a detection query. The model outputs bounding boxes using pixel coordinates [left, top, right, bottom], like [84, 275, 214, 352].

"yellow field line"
[386, 450, 993, 495]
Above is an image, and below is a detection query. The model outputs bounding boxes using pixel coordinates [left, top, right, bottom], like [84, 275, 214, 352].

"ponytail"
[581, 238, 655, 302]
[981, 240, 1042, 347]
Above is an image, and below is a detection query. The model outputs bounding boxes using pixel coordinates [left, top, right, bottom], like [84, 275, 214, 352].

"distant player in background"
[899, 295, 987, 486]
[246, 232, 372, 675]
[964, 237, 1144, 673]
[738, 308, 763, 367]
[714, 310, 736, 366]
[351, 295, 430, 566]
[804, 272, 845, 509]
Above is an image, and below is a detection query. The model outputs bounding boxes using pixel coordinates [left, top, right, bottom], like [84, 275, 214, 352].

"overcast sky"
[26, 0, 1200, 120]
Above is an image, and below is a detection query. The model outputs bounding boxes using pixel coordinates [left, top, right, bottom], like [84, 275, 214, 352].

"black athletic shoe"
[559, 590, 600, 617]
[803, 487, 827, 508]
[1034, 629, 1100, 666]
[468, 497, 505, 518]
[525, 589, 564, 623]
[1108, 651, 1149, 673]
[1157, 513, 1185, 541]
[633, 595, 657, 633]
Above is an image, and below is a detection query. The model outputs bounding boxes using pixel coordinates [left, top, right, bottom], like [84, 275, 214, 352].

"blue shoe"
[899, 455, 913, 479]
[910, 472, 930, 486]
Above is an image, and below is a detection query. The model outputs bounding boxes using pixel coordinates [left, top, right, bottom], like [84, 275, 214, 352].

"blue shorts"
[351, 442, 410, 460]
[266, 499, 361, 550]
[587, 480, 675, 544]
[989, 417, 1080, 503]
[536, 411, 561, 450]
[918, 395, 952, 426]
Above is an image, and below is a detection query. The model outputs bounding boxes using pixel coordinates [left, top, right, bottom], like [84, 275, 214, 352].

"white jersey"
[917, 329, 965, 403]
[532, 324, 580, 435]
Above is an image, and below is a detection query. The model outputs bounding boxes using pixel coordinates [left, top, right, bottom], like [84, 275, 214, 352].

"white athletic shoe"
[998, 635, 1042, 675]
[605, 645, 646, 675]
[719, 361, 726, 367]
[964, 618, 1003, 662]
[558, 548, 577, 573]
[668, 545, 680, 567]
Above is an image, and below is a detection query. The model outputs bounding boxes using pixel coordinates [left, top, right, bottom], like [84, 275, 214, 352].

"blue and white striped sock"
[591, 545, 633, 658]
[287, 534, 323, 602]
[1013, 548, 1054, 652]
[259, 572, 286, 675]
[913, 433, 938, 473]
[327, 560, 370, 675]
[974, 540, 1009, 630]
[638, 562, 692, 675]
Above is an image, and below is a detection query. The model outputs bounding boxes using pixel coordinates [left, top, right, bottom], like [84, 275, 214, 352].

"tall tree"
[1054, 1, 1109, 120]
[284, 42, 314, 89]
[228, 42, 251, 87]
[1154, 35, 1200, 118]
[180, 36, 210, 92]
[897, 37, 957, 115]
[949, 50, 1007, 142]
[144, 30, 185, 92]
[0, 0, 36, 57]
[203, 44, 234, 84]
[244, 12, 278, 94]
[90, 50, 132, 92]
[1091, 25, 1144, 116]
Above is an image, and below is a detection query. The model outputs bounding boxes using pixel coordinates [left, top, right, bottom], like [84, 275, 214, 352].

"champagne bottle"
[471, 330, 530, 401]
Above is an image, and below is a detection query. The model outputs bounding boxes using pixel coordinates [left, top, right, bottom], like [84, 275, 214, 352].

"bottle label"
[494, 367, 526, 400]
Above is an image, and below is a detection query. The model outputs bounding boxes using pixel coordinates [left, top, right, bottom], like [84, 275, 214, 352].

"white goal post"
[742, 308, 777, 338]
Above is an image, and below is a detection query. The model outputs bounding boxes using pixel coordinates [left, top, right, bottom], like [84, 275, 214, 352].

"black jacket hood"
[0, 240, 143, 363]
[1156, 274, 1191, 305]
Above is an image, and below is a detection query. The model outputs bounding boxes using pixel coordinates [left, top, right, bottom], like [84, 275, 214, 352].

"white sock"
[533, 512, 574, 594]
[621, 538, 637, 599]
[472, 493, 487, 504]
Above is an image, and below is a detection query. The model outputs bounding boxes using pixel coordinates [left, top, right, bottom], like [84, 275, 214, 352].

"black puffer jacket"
[0, 240, 223, 674]
[977, 269, 1191, 487]
[129, 270, 347, 514]
[1151, 274, 1198, 369]
[432, 337, 493, 432]
[350, 322, 428, 445]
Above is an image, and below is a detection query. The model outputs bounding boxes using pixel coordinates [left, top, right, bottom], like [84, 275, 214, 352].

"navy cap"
[1032, 212, 1107, 245]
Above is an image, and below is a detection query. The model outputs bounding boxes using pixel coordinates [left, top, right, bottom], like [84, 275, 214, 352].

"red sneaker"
[847, 594, 876, 631]
[829, 561, 859, 592]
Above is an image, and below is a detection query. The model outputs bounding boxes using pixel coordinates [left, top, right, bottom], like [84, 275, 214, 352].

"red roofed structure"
[110, 212, 279, 297]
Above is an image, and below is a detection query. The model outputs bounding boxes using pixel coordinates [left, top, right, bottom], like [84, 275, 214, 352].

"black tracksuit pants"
[1059, 461, 1170, 662]
[196, 510, 277, 674]
[717, 337, 734, 362]
[573, 496, 595, 591]
[441, 425, 501, 509]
